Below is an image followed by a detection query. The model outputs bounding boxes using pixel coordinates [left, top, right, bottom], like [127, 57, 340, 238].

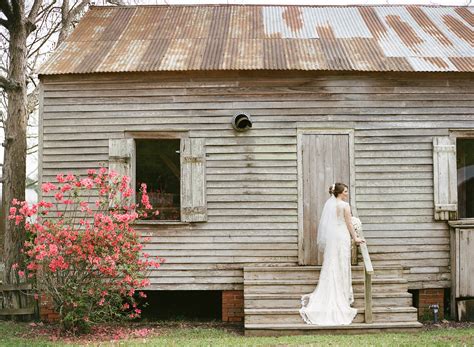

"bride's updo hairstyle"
[329, 183, 348, 197]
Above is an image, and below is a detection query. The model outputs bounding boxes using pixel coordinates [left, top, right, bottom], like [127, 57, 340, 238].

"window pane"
[457, 139, 474, 219]
[136, 139, 180, 220]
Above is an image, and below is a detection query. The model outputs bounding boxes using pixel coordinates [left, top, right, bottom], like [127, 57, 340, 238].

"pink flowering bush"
[9, 168, 164, 333]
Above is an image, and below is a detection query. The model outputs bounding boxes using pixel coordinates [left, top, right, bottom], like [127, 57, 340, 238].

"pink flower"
[18, 271, 25, 278]
[38, 200, 53, 208]
[60, 183, 72, 193]
[41, 182, 57, 193]
[49, 244, 58, 256]
[80, 178, 94, 189]
[15, 215, 23, 225]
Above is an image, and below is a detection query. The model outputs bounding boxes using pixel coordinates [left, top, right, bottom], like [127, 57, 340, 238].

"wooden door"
[298, 133, 351, 265]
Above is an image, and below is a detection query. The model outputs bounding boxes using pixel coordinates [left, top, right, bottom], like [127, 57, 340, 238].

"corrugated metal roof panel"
[39, 5, 474, 75]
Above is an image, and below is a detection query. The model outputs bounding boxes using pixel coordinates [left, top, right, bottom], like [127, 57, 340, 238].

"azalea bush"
[8, 168, 164, 333]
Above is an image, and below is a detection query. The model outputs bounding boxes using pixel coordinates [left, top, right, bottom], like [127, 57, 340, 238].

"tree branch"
[26, 0, 44, 34]
[10, 0, 21, 21]
[28, 19, 61, 58]
[0, 17, 9, 29]
[0, 74, 20, 91]
[107, 0, 126, 5]
[0, 0, 13, 22]
[68, 0, 90, 20]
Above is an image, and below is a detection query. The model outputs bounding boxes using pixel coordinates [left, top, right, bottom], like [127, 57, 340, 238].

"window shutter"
[109, 138, 135, 205]
[181, 138, 207, 222]
[433, 137, 457, 221]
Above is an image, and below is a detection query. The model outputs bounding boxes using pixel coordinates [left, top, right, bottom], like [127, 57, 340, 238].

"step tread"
[245, 307, 418, 314]
[245, 292, 412, 299]
[244, 265, 403, 272]
[245, 278, 407, 285]
[245, 321, 423, 330]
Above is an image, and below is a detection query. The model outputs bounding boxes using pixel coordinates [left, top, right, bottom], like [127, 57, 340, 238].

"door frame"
[296, 128, 357, 265]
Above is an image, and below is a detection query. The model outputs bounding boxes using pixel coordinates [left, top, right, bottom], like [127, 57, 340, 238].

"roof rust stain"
[387, 57, 414, 71]
[385, 15, 424, 50]
[99, 7, 136, 41]
[449, 57, 474, 71]
[345, 37, 387, 71]
[282, 6, 304, 32]
[38, 5, 474, 75]
[442, 14, 472, 44]
[422, 57, 450, 69]
[358, 7, 388, 39]
[316, 26, 353, 71]
[454, 7, 474, 27]
[407, 6, 452, 46]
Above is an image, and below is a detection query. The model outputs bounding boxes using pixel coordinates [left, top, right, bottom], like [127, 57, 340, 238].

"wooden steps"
[245, 307, 418, 324]
[245, 278, 409, 294]
[245, 292, 414, 309]
[244, 265, 422, 336]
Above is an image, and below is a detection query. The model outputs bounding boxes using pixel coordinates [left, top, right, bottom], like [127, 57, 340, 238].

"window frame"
[449, 130, 474, 221]
[125, 131, 190, 226]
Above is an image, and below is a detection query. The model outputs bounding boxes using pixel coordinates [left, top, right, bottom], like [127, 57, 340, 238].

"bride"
[299, 182, 365, 325]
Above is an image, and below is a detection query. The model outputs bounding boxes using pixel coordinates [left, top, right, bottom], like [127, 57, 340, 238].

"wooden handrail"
[358, 229, 374, 323]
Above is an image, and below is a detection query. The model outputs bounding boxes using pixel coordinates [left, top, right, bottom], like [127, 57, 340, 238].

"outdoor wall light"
[232, 112, 252, 132]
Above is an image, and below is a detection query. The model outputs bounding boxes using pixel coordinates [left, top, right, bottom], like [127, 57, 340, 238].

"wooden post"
[364, 270, 373, 323]
[359, 229, 374, 324]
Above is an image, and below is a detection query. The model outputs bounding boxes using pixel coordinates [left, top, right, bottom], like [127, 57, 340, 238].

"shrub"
[9, 168, 164, 333]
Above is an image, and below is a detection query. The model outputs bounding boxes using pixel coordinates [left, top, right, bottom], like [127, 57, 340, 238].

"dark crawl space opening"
[140, 291, 222, 321]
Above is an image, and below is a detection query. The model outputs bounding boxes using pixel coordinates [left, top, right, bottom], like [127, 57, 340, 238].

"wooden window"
[108, 136, 207, 223]
[456, 138, 474, 219]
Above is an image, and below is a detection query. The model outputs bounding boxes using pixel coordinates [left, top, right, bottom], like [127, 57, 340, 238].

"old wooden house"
[38, 5, 473, 334]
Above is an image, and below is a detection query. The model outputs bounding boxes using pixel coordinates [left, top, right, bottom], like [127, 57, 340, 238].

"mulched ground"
[20, 320, 473, 344]
[22, 320, 243, 344]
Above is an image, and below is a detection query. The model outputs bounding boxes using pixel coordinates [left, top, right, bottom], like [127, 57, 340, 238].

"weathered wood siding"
[39, 71, 474, 290]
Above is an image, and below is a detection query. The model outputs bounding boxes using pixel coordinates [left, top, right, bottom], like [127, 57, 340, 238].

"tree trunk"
[2, 22, 28, 287]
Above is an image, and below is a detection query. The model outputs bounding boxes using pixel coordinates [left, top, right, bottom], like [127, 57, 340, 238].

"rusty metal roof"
[39, 5, 473, 74]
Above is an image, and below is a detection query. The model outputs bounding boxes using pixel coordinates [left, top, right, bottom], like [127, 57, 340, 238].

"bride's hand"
[354, 237, 365, 245]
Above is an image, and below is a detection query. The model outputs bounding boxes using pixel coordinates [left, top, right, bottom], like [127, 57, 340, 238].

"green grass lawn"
[0, 320, 472, 347]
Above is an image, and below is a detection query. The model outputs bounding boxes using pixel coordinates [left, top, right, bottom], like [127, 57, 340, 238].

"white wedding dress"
[299, 198, 357, 325]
